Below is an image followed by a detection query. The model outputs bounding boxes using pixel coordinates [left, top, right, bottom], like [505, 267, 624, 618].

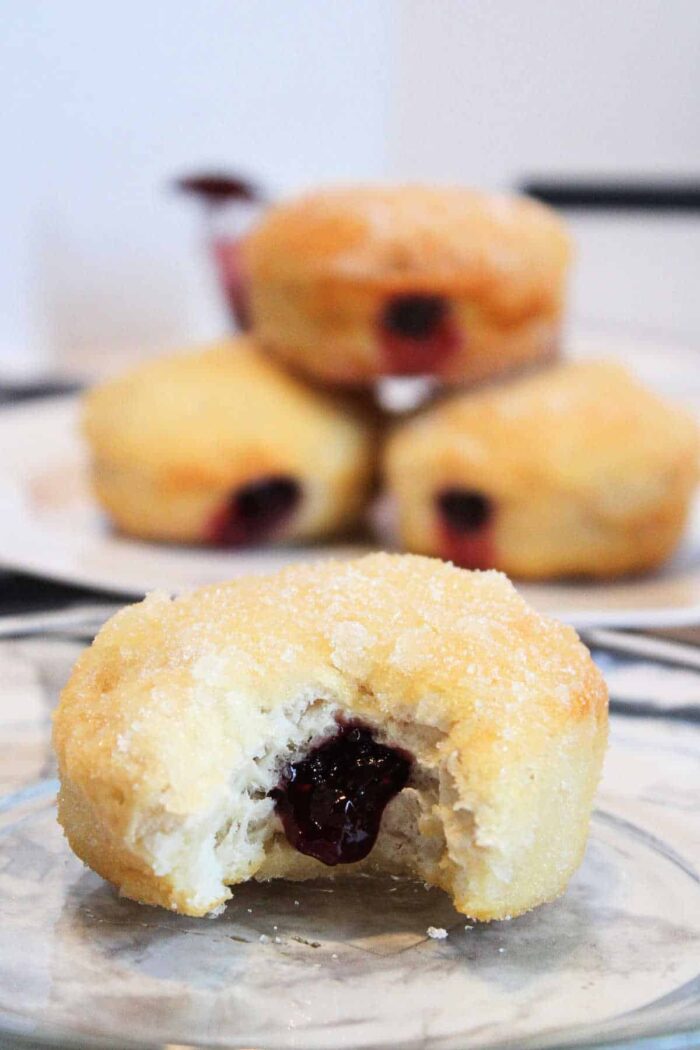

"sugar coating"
[54, 553, 607, 921]
[245, 185, 570, 301]
[389, 360, 699, 499]
[83, 339, 373, 479]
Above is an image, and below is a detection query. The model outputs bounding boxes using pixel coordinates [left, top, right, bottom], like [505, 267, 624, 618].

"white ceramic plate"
[1, 331, 699, 629]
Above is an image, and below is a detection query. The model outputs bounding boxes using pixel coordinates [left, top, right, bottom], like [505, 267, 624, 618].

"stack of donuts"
[84, 184, 698, 579]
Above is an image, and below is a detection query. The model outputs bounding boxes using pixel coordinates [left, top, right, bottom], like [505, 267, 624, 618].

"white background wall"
[0, 2, 395, 371]
[1, 0, 698, 374]
[391, 0, 700, 342]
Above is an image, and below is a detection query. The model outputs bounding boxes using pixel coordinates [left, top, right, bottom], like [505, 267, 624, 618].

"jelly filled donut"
[82, 339, 376, 546]
[54, 553, 607, 920]
[243, 185, 571, 385]
[384, 361, 699, 579]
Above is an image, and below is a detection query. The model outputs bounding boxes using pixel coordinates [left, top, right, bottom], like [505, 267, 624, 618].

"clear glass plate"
[0, 715, 699, 1050]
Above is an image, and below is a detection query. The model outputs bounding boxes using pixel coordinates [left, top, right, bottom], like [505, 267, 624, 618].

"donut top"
[82, 340, 371, 483]
[54, 554, 606, 816]
[244, 185, 571, 311]
[387, 361, 700, 502]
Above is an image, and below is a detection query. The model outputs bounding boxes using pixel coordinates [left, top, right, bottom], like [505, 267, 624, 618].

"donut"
[53, 553, 607, 921]
[384, 360, 699, 579]
[82, 339, 376, 545]
[243, 185, 571, 385]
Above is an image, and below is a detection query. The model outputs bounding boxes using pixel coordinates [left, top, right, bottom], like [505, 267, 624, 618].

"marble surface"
[0, 636, 76, 795]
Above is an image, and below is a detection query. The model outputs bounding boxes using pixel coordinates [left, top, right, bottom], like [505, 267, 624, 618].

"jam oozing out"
[207, 475, 301, 547]
[175, 171, 263, 330]
[379, 294, 461, 375]
[212, 238, 251, 330]
[270, 722, 412, 866]
[436, 487, 496, 570]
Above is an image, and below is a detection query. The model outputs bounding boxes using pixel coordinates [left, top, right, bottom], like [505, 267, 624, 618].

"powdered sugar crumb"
[206, 903, 226, 918]
[329, 620, 372, 676]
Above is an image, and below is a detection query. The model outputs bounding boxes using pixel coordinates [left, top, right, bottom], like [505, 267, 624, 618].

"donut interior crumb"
[142, 692, 455, 914]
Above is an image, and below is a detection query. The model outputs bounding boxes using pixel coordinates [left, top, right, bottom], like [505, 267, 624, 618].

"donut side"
[82, 340, 377, 545]
[384, 361, 700, 579]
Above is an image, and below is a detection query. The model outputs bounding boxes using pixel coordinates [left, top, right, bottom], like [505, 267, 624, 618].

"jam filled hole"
[208, 475, 301, 546]
[236, 476, 300, 528]
[379, 294, 460, 375]
[270, 721, 412, 866]
[436, 488, 493, 533]
[381, 295, 448, 341]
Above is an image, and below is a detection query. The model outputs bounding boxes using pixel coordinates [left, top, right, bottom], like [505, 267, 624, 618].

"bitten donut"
[243, 185, 571, 385]
[384, 361, 699, 579]
[82, 339, 376, 545]
[54, 553, 607, 921]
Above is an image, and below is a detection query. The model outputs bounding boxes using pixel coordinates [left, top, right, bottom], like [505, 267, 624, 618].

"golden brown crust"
[54, 553, 607, 919]
[243, 186, 571, 385]
[82, 339, 376, 543]
[244, 185, 571, 309]
[384, 360, 700, 578]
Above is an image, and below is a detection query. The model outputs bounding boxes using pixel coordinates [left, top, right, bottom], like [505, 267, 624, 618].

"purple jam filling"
[270, 722, 412, 866]
[379, 294, 460, 375]
[381, 294, 447, 340]
[435, 487, 495, 570]
[436, 488, 493, 532]
[208, 475, 301, 546]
